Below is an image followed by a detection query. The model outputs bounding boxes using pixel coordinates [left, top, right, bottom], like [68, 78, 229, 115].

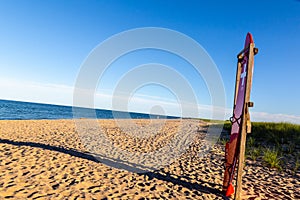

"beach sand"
[0, 119, 299, 199]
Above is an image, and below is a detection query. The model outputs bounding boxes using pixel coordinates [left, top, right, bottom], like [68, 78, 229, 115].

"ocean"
[0, 99, 178, 120]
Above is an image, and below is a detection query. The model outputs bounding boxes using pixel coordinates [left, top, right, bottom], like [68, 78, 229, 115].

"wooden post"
[235, 43, 256, 200]
[222, 33, 258, 199]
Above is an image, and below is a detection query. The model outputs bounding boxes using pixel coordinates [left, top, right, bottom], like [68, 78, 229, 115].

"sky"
[0, 0, 299, 123]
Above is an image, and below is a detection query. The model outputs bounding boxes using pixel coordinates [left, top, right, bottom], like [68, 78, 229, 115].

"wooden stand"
[234, 43, 258, 200]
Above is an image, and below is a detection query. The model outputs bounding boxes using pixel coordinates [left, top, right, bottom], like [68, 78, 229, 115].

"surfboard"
[222, 33, 254, 197]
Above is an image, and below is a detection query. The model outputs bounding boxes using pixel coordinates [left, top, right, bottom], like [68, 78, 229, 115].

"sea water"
[0, 99, 178, 120]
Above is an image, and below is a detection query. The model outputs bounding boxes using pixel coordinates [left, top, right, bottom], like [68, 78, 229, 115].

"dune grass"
[250, 122, 300, 146]
[246, 145, 262, 161]
[218, 121, 300, 170]
[262, 148, 282, 170]
[222, 121, 300, 147]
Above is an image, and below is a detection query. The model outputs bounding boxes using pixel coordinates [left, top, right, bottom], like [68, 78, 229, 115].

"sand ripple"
[0, 119, 299, 199]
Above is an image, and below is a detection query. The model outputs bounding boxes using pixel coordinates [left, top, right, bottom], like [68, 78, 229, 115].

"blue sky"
[0, 0, 299, 123]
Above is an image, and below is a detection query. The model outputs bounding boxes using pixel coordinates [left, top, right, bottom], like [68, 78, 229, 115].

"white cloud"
[0, 78, 74, 106]
[251, 111, 300, 124]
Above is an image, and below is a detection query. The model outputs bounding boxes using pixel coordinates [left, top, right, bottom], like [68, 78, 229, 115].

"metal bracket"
[253, 48, 259, 55]
[247, 102, 254, 107]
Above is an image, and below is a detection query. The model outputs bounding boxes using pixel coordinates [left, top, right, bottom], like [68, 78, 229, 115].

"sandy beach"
[0, 119, 299, 199]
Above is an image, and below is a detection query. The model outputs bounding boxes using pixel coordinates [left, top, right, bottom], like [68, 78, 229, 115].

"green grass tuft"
[293, 155, 300, 175]
[246, 147, 262, 161]
[247, 137, 255, 148]
[219, 137, 229, 145]
[262, 148, 282, 170]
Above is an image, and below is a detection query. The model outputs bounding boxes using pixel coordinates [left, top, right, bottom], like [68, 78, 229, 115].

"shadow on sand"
[0, 138, 228, 199]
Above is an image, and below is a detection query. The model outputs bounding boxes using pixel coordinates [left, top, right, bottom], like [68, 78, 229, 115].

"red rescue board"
[222, 33, 254, 197]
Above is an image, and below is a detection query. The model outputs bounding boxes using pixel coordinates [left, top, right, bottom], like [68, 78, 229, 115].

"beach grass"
[221, 121, 300, 146]
[262, 147, 282, 170]
[246, 146, 262, 161]
[250, 122, 300, 147]
[218, 120, 300, 171]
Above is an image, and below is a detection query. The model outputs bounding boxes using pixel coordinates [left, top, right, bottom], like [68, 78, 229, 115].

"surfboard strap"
[230, 115, 242, 126]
